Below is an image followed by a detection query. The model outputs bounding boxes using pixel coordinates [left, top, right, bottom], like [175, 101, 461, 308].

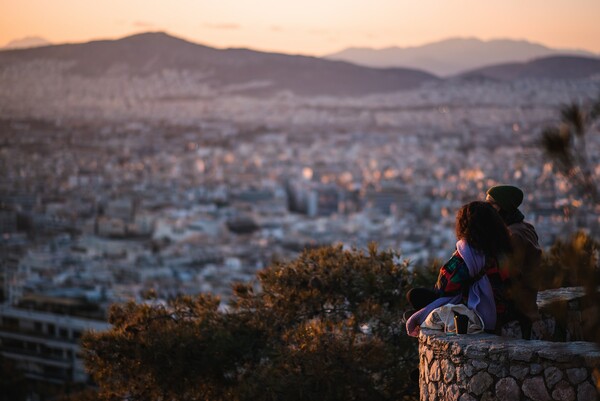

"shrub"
[83, 244, 421, 401]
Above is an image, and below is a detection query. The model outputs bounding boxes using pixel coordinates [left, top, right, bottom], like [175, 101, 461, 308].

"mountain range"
[1, 32, 599, 97]
[325, 38, 598, 76]
[2, 36, 52, 50]
[0, 32, 437, 96]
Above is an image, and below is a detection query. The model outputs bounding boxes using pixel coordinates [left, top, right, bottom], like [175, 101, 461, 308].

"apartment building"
[0, 300, 109, 388]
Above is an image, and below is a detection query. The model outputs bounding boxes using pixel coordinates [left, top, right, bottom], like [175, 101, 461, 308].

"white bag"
[421, 303, 484, 334]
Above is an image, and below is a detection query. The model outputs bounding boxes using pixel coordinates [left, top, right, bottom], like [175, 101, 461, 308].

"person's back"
[486, 185, 543, 338]
[434, 250, 511, 326]
[406, 201, 513, 336]
[506, 219, 542, 323]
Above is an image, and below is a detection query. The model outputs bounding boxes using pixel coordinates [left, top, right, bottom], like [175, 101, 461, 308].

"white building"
[0, 304, 109, 386]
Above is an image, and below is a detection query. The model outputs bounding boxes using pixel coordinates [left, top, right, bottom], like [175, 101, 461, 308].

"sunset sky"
[2, 0, 600, 55]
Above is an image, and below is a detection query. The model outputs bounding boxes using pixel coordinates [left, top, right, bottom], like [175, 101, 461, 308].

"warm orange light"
[1, 0, 599, 55]
[302, 167, 313, 180]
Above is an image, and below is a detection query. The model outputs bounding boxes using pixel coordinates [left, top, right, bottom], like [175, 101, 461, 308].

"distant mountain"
[458, 55, 600, 81]
[0, 32, 438, 96]
[325, 38, 597, 76]
[3, 36, 51, 49]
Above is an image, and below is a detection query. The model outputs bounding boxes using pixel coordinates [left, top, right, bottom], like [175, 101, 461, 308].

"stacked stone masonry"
[418, 288, 600, 401]
[419, 330, 599, 401]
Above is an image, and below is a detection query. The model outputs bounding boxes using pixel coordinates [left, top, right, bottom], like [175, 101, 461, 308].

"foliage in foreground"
[82, 245, 421, 401]
[540, 95, 600, 201]
[539, 231, 600, 290]
[539, 231, 600, 343]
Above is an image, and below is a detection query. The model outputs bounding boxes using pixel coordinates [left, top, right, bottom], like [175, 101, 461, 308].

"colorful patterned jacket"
[434, 251, 511, 320]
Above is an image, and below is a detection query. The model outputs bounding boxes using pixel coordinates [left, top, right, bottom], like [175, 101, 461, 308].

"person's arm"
[509, 228, 542, 287]
[508, 232, 527, 280]
[507, 227, 543, 323]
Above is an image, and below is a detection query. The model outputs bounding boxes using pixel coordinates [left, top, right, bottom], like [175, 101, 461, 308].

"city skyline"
[2, 0, 600, 55]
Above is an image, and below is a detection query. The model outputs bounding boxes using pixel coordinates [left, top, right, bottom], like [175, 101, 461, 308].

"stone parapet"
[418, 329, 600, 401]
[417, 287, 600, 400]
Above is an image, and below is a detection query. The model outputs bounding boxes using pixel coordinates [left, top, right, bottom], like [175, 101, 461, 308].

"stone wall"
[419, 330, 599, 401]
[418, 288, 600, 401]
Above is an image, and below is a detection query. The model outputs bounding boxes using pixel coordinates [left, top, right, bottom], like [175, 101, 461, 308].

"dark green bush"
[83, 245, 422, 401]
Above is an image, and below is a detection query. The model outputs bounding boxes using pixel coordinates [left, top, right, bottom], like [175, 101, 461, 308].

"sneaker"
[401, 309, 415, 324]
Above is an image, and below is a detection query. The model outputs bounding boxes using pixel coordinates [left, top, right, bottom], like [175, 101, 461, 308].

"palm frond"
[541, 126, 573, 170]
[560, 102, 585, 136]
[541, 126, 570, 155]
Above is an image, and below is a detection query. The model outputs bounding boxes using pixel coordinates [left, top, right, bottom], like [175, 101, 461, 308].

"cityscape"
[3, 74, 599, 302]
[1, 27, 600, 400]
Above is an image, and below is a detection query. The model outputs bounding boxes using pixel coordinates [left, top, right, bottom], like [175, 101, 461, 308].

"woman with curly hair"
[406, 201, 512, 336]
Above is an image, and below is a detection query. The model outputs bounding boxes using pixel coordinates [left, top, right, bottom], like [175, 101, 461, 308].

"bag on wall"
[421, 303, 484, 334]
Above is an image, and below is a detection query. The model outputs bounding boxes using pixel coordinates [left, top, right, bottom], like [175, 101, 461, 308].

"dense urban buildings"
[1, 52, 599, 396]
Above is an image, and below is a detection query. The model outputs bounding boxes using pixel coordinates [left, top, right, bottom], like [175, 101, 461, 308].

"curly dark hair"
[455, 201, 512, 257]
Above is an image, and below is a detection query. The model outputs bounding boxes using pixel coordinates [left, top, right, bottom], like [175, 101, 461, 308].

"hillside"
[458, 55, 600, 81]
[0, 32, 438, 96]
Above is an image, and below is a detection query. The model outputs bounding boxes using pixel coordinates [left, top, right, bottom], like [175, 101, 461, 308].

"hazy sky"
[2, 0, 600, 55]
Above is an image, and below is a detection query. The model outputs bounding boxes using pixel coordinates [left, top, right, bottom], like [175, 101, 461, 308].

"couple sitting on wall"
[405, 185, 542, 339]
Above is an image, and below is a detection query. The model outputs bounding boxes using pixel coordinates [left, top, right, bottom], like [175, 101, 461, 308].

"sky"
[1, 0, 600, 55]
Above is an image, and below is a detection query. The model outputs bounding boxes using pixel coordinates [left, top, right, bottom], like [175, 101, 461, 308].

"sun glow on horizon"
[1, 0, 600, 55]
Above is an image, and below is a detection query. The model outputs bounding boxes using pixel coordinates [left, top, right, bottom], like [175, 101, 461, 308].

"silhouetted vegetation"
[540, 97, 600, 345]
[82, 245, 425, 401]
[538, 232, 600, 344]
[538, 231, 600, 290]
[541, 95, 600, 201]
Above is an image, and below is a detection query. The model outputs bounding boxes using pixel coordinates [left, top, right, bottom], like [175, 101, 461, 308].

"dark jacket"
[506, 220, 542, 322]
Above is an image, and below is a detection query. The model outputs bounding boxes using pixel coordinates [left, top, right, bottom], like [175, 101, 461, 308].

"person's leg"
[407, 288, 439, 310]
[515, 310, 533, 340]
[404, 288, 439, 386]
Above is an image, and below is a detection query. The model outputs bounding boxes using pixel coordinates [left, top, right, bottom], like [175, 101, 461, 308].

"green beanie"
[486, 185, 524, 212]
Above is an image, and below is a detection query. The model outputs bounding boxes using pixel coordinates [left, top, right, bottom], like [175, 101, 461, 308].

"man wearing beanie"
[486, 185, 543, 339]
